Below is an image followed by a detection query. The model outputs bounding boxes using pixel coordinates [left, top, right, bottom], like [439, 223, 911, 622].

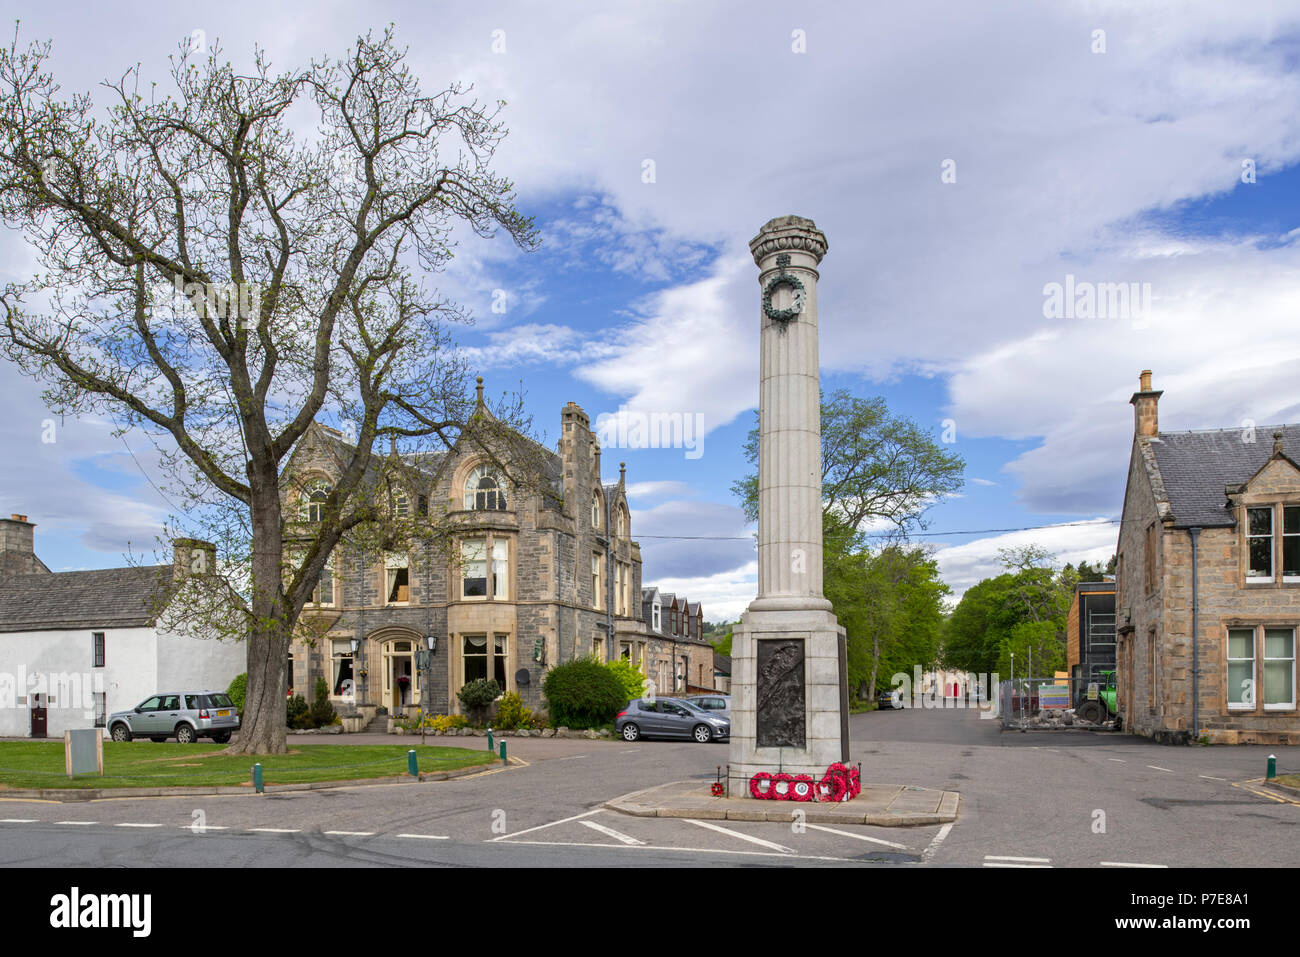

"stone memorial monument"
[728, 215, 850, 796]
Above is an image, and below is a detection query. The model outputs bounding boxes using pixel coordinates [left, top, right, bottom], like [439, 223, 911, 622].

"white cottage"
[0, 515, 245, 738]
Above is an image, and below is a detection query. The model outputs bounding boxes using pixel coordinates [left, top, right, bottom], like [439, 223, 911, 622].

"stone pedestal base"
[727, 605, 848, 794]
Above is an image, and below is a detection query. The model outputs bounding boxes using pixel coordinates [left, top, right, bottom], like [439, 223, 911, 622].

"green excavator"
[1075, 670, 1118, 725]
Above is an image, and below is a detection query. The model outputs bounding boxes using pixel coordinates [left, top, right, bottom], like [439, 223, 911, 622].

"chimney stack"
[1129, 369, 1162, 439]
[0, 513, 43, 576]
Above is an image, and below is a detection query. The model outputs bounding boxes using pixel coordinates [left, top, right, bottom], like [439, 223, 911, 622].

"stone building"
[639, 587, 715, 694]
[1115, 370, 1300, 744]
[282, 386, 655, 720]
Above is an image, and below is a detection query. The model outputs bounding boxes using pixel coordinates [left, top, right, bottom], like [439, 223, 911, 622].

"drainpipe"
[1189, 527, 1201, 741]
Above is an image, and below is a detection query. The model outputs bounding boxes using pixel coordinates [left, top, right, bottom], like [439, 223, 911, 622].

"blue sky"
[4, 2, 1300, 621]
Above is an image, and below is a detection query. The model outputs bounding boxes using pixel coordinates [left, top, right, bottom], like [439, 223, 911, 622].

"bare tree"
[0, 27, 539, 753]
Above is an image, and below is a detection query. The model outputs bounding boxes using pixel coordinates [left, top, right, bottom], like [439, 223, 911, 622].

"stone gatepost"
[728, 215, 849, 795]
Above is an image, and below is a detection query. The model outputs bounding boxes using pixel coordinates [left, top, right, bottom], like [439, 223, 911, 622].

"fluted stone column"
[729, 216, 849, 794]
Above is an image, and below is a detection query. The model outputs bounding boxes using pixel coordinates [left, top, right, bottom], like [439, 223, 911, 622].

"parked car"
[877, 688, 906, 710]
[684, 694, 731, 718]
[616, 697, 729, 743]
[107, 691, 240, 743]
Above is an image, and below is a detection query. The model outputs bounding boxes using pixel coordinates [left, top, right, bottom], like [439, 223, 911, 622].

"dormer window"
[393, 491, 410, 518]
[1247, 507, 1274, 582]
[304, 480, 331, 522]
[616, 504, 628, 539]
[1284, 506, 1300, 581]
[592, 492, 602, 529]
[465, 465, 507, 511]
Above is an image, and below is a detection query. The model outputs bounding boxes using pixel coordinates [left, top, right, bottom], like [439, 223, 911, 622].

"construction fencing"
[998, 676, 1119, 731]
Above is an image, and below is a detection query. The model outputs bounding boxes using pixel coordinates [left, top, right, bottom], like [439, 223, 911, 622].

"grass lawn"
[0, 741, 501, 790]
[1275, 773, 1300, 789]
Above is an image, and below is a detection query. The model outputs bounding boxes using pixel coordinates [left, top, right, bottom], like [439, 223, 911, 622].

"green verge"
[1274, 773, 1300, 789]
[0, 741, 500, 790]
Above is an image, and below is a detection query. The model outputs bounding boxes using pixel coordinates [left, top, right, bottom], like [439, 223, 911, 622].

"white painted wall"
[0, 623, 244, 738]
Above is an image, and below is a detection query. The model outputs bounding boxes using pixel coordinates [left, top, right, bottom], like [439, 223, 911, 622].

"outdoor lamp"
[425, 635, 436, 653]
[350, 638, 360, 654]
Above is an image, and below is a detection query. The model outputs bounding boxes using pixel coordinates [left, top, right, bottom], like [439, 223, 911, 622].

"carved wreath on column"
[762, 253, 806, 324]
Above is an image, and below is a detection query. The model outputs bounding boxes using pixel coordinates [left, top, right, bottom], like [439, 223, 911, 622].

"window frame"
[312, 552, 336, 606]
[92, 631, 105, 668]
[464, 464, 508, 512]
[304, 479, 331, 523]
[592, 551, 604, 611]
[1226, 627, 1256, 711]
[1246, 506, 1275, 583]
[1283, 506, 1300, 582]
[1263, 626, 1296, 711]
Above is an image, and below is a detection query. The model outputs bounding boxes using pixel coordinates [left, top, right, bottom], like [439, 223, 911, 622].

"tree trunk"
[227, 470, 290, 754]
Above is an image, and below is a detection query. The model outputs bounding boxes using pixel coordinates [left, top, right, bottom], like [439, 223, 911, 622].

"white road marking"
[1146, 765, 1175, 773]
[982, 858, 1055, 868]
[557, 755, 588, 761]
[0, 818, 38, 823]
[248, 827, 300, 833]
[491, 808, 602, 842]
[984, 862, 1052, 868]
[921, 822, 954, 863]
[620, 748, 640, 753]
[180, 825, 228, 831]
[804, 823, 909, 850]
[115, 823, 163, 828]
[1100, 861, 1168, 868]
[55, 821, 96, 826]
[1108, 758, 1126, 763]
[1200, 775, 1227, 782]
[579, 820, 645, 845]
[497, 837, 858, 863]
[683, 818, 794, 854]
[395, 833, 449, 840]
[323, 830, 374, 837]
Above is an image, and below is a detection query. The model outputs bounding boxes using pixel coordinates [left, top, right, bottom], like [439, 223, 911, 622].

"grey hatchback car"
[616, 697, 729, 743]
[107, 691, 240, 743]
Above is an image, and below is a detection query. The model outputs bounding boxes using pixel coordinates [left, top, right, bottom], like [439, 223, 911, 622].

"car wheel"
[210, 732, 231, 744]
[110, 723, 132, 742]
[621, 723, 640, 742]
[692, 724, 712, 743]
[175, 724, 197, 744]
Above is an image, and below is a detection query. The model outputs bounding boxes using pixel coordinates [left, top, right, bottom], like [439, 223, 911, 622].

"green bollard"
[408, 749, 418, 777]
[252, 763, 263, 793]
[487, 728, 494, 751]
[1268, 754, 1277, 780]
[499, 740, 507, 764]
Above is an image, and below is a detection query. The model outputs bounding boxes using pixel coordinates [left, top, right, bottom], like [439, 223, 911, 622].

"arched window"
[304, 480, 331, 522]
[616, 503, 628, 539]
[592, 491, 602, 529]
[465, 465, 507, 511]
[393, 491, 410, 518]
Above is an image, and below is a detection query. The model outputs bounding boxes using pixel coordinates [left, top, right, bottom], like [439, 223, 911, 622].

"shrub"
[542, 656, 627, 729]
[286, 693, 310, 729]
[458, 678, 501, 723]
[308, 676, 336, 728]
[227, 673, 247, 712]
[493, 691, 533, 730]
[431, 713, 469, 733]
[605, 657, 648, 703]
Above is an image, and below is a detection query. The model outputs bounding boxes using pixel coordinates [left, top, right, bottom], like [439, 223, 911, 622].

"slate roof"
[714, 652, 732, 675]
[0, 565, 176, 633]
[1146, 425, 1300, 528]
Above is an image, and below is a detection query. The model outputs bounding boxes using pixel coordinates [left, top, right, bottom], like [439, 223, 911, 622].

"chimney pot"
[1129, 370, 1162, 438]
[1139, 370, 1152, 391]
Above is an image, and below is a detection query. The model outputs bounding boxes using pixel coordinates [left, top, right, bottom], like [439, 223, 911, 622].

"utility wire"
[636, 518, 1123, 542]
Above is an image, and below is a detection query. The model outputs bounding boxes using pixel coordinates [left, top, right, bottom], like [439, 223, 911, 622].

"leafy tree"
[605, 656, 648, 703]
[0, 29, 538, 753]
[732, 389, 964, 540]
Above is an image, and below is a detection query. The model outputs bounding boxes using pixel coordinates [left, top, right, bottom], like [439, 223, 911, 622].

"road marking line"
[1100, 861, 1168, 868]
[921, 822, 954, 863]
[1199, 775, 1227, 782]
[54, 821, 96, 826]
[0, 818, 38, 823]
[985, 855, 1050, 863]
[248, 827, 300, 833]
[115, 823, 163, 828]
[804, 823, 909, 850]
[557, 755, 588, 761]
[395, 833, 449, 840]
[180, 825, 228, 831]
[621, 748, 640, 753]
[683, 818, 794, 854]
[491, 808, 602, 842]
[580, 820, 645, 845]
[497, 838, 858, 863]
[1108, 758, 1126, 763]
[984, 862, 1052, 868]
[323, 830, 374, 837]
[1146, 765, 1175, 773]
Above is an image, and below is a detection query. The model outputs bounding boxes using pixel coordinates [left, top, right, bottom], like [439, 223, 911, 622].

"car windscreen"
[206, 694, 234, 709]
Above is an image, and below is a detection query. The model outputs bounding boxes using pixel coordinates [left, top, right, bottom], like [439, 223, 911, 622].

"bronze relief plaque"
[756, 637, 806, 748]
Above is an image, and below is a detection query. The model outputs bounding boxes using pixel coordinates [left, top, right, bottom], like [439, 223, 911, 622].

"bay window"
[460, 535, 509, 600]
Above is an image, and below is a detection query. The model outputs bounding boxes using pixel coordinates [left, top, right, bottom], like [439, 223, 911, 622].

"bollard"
[408, 749, 418, 777]
[1268, 754, 1277, 780]
[252, 763, 263, 793]
[487, 729, 494, 751]
[499, 740, 507, 764]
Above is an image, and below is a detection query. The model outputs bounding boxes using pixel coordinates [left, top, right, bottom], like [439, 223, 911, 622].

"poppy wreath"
[711, 782, 725, 797]
[820, 762, 851, 803]
[772, 772, 794, 800]
[791, 774, 815, 802]
[749, 772, 774, 799]
[848, 766, 862, 798]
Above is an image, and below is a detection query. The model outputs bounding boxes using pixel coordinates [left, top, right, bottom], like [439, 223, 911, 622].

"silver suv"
[107, 691, 240, 744]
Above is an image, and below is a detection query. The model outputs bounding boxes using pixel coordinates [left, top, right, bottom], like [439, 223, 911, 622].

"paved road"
[2, 709, 1296, 867]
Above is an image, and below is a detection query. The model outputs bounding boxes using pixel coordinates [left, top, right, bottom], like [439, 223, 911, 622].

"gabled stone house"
[281, 385, 655, 719]
[1116, 371, 1300, 744]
